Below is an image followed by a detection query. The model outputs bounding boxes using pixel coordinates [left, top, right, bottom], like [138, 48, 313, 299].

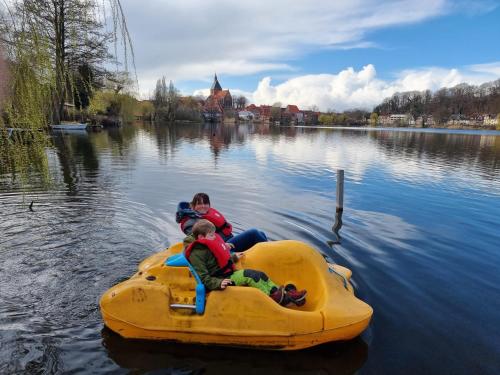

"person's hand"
[234, 252, 245, 260]
[220, 279, 233, 289]
[225, 242, 235, 250]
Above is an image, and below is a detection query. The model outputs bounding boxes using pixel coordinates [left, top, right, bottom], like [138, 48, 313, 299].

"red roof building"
[286, 105, 300, 114]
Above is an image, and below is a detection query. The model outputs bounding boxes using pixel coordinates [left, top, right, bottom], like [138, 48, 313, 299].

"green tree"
[139, 101, 154, 120]
[370, 112, 379, 126]
[88, 90, 138, 123]
[318, 114, 331, 125]
[166, 80, 179, 123]
[497, 115, 500, 131]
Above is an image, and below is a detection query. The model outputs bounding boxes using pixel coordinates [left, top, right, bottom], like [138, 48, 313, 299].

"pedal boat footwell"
[100, 240, 373, 350]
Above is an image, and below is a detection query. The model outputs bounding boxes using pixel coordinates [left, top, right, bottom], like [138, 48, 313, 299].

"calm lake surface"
[1, 123, 499, 374]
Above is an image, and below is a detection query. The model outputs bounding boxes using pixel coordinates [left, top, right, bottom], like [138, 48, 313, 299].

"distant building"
[378, 114, 392, 126]
[203, 74, 233, 122]
[238, 110, 254, 121]
[447, 114, 472, 126]
[302, 110, 319, 125]
[245, 104, 261, 119]
[390, 114, 413, 125]
[244, 104, 272, 122]
[415, 115, 435, 127]
[285, 105, 304, 124]
[483, 114, 498, 126]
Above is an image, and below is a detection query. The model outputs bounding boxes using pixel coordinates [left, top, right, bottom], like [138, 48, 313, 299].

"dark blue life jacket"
[175, 201, 200, 223]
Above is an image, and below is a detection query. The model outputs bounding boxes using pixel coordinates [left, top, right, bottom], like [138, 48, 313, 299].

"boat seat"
[165, 253, 206, 314]
[240, 240, 333, 311]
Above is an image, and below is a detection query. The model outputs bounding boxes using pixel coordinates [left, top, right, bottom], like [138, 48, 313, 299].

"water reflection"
[330, 209, 343, 245]
[0, 128, 51, 188]
[368, 131, 500, 182]
[101, 328, 368, 375]
[52, 133, 99, 195]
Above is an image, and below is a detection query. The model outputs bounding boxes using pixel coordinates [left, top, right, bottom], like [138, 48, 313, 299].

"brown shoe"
[270, 286, 287, 305]
[286, 288, 307, 306]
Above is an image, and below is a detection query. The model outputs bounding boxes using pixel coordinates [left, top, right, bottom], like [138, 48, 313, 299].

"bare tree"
[234, 95, 247, 109]
[374, 80, 500, 123]
[152, 78, 179, 122]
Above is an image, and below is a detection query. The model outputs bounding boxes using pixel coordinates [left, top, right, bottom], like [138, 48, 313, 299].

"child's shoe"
[285, 284, 297, 292]
[270, 286, 290, 306]
[286, 288, 307, 306]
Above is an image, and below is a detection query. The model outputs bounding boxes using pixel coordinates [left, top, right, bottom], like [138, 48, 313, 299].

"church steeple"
[210, 73, 222, 94]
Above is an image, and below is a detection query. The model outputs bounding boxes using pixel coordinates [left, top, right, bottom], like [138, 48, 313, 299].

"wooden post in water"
[331, 169, 344, 244]
[336, 169, 344, 213]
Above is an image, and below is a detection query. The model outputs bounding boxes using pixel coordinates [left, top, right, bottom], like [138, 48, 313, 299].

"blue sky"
[121, 0, 500, 110]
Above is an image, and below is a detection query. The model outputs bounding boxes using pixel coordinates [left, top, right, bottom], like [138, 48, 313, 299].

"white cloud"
[118, 0, 451, 94]
[246, 63, 500, 111]
[468, 62, 500, 76]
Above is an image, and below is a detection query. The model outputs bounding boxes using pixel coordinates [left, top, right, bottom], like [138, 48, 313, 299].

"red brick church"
[203, 74, 232, 122]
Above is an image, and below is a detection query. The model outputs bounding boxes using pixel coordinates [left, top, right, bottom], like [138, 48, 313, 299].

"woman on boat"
[176, 192, 268, 252]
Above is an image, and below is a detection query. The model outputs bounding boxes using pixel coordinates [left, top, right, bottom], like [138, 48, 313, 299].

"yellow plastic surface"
[100, 240, 373, 350]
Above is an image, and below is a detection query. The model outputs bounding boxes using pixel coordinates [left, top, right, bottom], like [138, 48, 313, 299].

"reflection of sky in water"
[235, 131, 500, 195]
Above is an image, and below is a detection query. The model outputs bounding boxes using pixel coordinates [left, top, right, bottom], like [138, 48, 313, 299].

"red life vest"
[201, 208, 233, 237]
[185, 233, 234, 276]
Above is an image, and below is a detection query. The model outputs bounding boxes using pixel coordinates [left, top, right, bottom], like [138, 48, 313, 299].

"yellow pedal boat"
[99, 240, 373, 350]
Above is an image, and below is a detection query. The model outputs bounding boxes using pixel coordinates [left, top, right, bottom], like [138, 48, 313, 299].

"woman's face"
[193, 201, 210, 214]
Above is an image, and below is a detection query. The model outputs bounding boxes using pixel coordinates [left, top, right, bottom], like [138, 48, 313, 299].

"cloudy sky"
[118, 0, 500, 111]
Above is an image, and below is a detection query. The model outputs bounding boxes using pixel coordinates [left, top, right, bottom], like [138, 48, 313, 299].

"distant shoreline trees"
[374, 80, 500, 123]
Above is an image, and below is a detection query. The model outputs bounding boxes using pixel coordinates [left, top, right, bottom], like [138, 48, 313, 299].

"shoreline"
[279, 124, 500, 135]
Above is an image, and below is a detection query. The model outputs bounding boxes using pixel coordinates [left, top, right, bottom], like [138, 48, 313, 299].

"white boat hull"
[51, 124, 88, 130]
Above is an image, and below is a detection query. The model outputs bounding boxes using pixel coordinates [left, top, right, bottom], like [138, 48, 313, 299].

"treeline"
[374, 80, 500, 121]
[318, 109, 369, 125]
[151, 77, 205, 123]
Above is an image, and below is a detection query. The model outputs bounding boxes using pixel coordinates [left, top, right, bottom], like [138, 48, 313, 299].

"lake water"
[1, 123, 499, 374]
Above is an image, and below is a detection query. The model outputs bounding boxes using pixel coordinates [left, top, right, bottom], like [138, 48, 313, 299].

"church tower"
[203, 73, 233, 122]
[210, 73, 223, 95]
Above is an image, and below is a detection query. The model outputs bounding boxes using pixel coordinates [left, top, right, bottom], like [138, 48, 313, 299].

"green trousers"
[229, 269, 278, 295]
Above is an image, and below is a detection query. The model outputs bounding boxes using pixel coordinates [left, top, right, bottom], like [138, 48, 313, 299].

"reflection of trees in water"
[140, 121, 256, 161]
[0, 130, 51, 189]
[105, 126, 139, 158]
[143, 122, 181, 161]
[52, 133, 99, 194]
[130, 123, 500, 179]
[368, 131, 500, 179]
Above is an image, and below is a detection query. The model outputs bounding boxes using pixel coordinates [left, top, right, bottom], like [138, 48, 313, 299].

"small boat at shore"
[100, 240, 372, 350]
[50, 123, 88, 130]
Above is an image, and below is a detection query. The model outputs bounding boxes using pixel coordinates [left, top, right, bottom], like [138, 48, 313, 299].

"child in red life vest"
[185, 219, 306, 306]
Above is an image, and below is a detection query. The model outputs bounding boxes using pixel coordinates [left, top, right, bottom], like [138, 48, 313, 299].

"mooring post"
[336, 169, 344, 213]
[331, 169, 344, 244]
